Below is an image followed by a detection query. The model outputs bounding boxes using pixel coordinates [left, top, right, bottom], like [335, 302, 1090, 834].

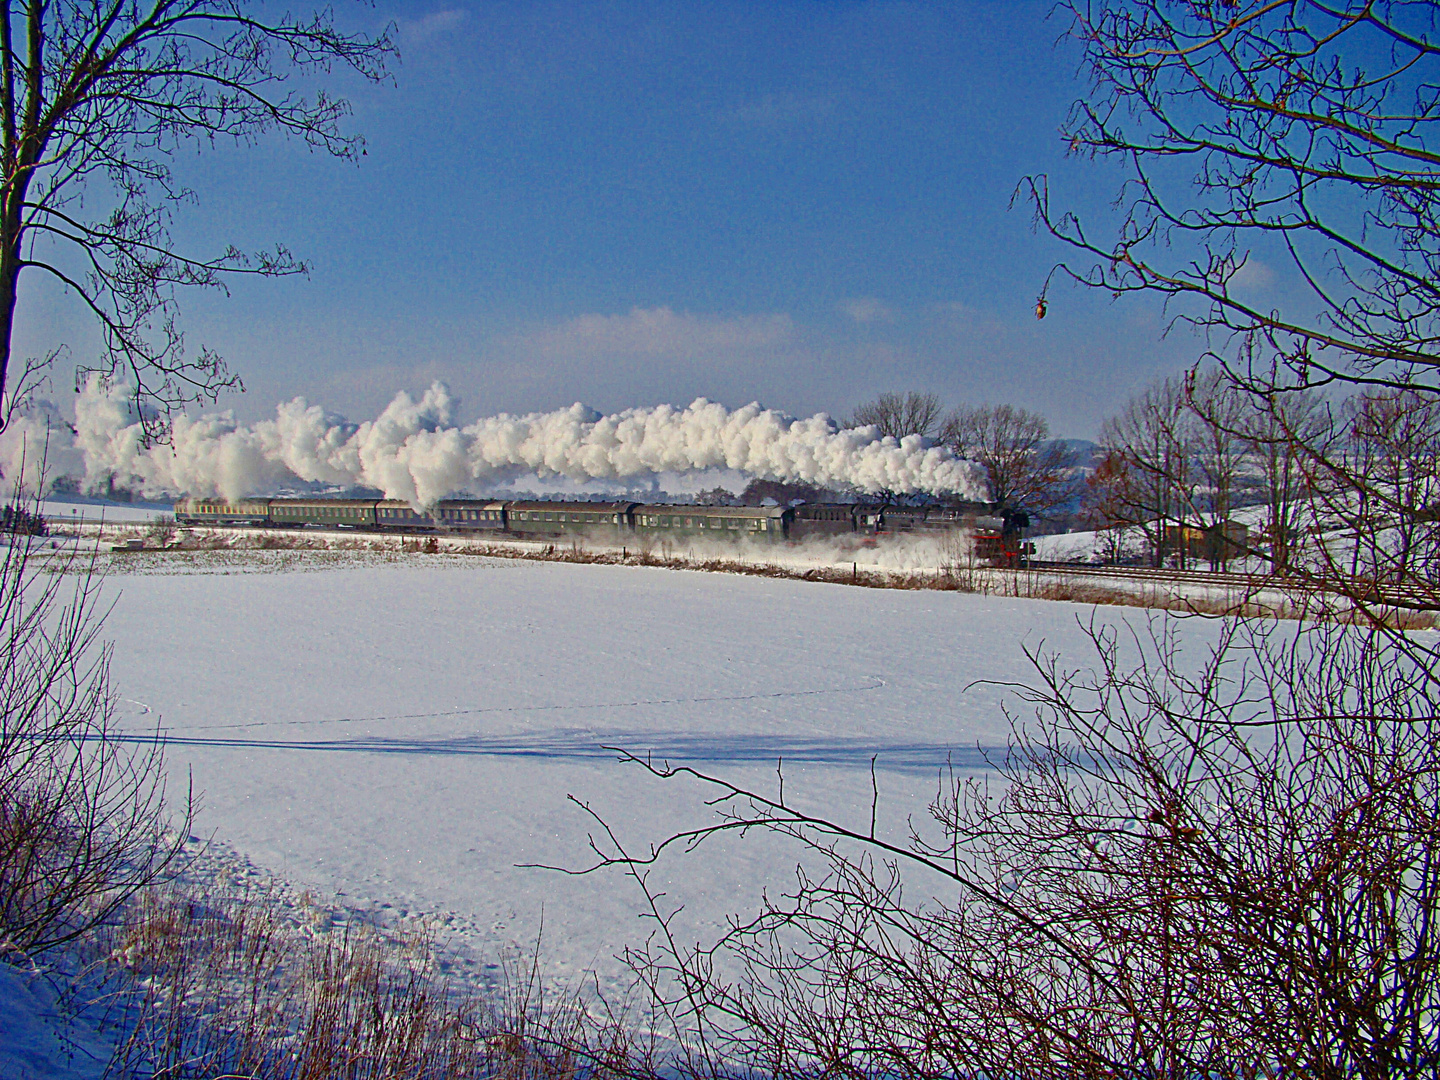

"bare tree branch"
[0, 2, 395, 438]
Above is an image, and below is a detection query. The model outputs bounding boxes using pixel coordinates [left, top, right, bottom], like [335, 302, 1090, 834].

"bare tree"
[0, 494, 187, 955]
[0, 3, 394, 435]
[1084, 450, 1146, 563]
[1332, 388, 1440, 589]
[574, 614, 1440, 1080]
[941, 403, 1077, 519]
[1025, 1, 1440, 403]
[1183, 370, 1247, 564]
[847, 392, 944, 440]
[1095, 377, 1193, 567]
[1236, 387, 1332, 575]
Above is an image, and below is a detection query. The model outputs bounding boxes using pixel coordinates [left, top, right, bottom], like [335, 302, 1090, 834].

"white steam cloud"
[1, 378, 989, 505]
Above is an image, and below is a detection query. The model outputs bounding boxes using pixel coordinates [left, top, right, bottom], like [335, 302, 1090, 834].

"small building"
[1162, 520, 1250, 568]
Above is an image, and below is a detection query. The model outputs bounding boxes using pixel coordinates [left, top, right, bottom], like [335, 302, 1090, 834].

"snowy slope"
[99, 552, 1218, 994]
[0, 964, 116, 1080]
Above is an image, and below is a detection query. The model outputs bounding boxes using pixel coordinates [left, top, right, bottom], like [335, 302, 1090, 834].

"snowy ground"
[40, 495, 173, 525]
[91, 549, 1215, 1002]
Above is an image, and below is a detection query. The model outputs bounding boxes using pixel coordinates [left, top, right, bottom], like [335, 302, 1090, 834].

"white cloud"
[840, 297, 895, 324]
[721, 91, 837, 129]
[1228, 256, 1275, 294]
[517, 307, 796, 359]
[402, 9, 468, 48]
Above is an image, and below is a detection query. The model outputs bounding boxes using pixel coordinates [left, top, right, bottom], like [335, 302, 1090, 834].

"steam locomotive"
[172, 496, 1033, 563]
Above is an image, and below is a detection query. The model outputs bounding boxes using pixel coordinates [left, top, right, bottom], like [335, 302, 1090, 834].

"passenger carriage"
[433, 501, 508, 532]
[268, 498, 378, 528]
[374, 501, 432, 531]
[632, 504, 792, 541]
[788, 503, 858, 541]
[504, 501, 638, 538]
[173, 496, 272, 526]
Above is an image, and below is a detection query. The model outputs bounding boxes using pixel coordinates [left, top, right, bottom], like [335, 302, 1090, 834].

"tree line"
[845, 390, 1080, 520]
[852, 371, 1440, 586]
[1087, 371, 1440, 583]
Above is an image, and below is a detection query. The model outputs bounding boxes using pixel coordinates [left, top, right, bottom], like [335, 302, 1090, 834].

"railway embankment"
[51, 518, 1431, 626]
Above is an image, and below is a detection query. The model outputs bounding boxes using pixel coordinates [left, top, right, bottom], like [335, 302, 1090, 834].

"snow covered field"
[96, 550, 1208, 997]
[40, 495, 173, 525]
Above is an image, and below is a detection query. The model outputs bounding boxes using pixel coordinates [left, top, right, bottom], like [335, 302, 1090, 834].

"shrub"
[591, 614, 1440, 1079]
[0, 496, 184, 956]
[0, 502, 46, 536]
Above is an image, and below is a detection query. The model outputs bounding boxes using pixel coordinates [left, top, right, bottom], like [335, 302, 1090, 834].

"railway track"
[1022, 560, 1289, 591]
[1021, 560, 1436, 608]
[87, 516, 1439, 610]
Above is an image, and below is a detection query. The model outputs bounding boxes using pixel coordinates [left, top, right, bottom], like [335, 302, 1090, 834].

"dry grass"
[81, 874, 651, 1080]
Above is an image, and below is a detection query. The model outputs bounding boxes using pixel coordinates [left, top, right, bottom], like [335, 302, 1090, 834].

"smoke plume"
[2, 378, 989, 504]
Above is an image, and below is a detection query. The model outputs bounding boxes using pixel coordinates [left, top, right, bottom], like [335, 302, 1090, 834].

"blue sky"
[16, 1, 1207, 439]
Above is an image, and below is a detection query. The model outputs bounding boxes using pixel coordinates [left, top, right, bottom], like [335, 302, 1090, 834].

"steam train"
[172, 496, 1033, 563]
